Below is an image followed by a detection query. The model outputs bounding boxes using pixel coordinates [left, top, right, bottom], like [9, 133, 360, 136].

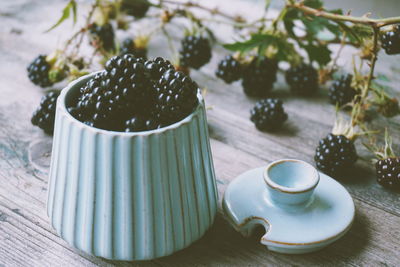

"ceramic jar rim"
[263, 159, 320, 194]
[57, 71, 204, 137]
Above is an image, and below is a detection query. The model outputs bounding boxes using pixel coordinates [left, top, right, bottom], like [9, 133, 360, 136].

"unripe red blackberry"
[242, 57, 278, 97]
[215, 55, 242, 84]
[27, 55, 52, 87]
[286, 64, 319, 96]
[179, 35, 212, 69]
[31, 90, 60, 134]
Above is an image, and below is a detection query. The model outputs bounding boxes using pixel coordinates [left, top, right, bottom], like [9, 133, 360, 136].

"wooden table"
[1, 0, 400, 266]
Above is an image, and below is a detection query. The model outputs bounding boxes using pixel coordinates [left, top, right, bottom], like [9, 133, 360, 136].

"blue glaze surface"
[223, 160, 354, 254]
[47, 72, 218, 261]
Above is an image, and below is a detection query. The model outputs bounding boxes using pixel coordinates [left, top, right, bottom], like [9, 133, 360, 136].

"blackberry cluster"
[381, 24, 400, 55]
[67, 55, 199, 132]
[89, 23, 115, 52]
[328, 74, 357, 106]
[242, 57, 278, 97]
[121, 0, 150, 18]
[27, 55, 52, 87]
[215, 55, 242, 84]
[179, 36, 212, 69]
[120, 38, 147, 59]
[376, 157, 400, 190]
[31, 90, 60, 134]
[285, 64, 319, 96]
[250, 98, 288, 131]
[314, 134, 358, 176]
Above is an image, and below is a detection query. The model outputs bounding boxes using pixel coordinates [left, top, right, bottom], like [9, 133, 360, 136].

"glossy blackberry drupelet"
[376, 157, 400, 190]
[89, 23, 115, 52]
[179, 36, 212, 69]
[242, 57, 278, 97]
[250, 98, 288, 131]
[328, 74, 357, 106]
[31, 90, 60, 134]
[285, 64, 319, 96]
[125, 116, 161, 132]
[314, 134, 358, 177]
[215, 55, 242, 84]
[381, 24, 400, 55]
[153, 69, 199, 124]
[120, 38, 147, 59]
[121, 0, 150, 18]
[27, 55, 52, 87]
[145, 56, 174, 81]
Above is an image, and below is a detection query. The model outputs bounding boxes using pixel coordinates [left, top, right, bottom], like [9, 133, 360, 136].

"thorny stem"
[288, 1, 400, 28]
[361, 27, 379, 101]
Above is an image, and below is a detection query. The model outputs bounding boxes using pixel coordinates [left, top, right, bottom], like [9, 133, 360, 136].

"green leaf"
[45, 0, 76, 33]
[303, 0, 323, 9]
[304, 44, 332, 67]
[71, 0, 77, 24]
[351, 24, 374, 40]
[223, 34, 275, 53]
[376, 73, 390, 82]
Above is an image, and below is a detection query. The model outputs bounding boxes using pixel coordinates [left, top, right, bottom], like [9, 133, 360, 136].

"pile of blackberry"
[314, 134, 358, 176]
[328, 74, 357, 106]
[179, 35, 212, 69]
[89, 23, 115, 52]
[285, 64, 319, 96]
[120, 38, 147, 59]
[215, 55, 242, 84]
[121, 0, 150, 18]
[67, 55, 199, 132]
[27, 55, 52, 87]
[250, 98, 288, 131]
[376, 157, 400, 190]
[31, 90, 60, 134]
[381, 24, 400, 55]
[242, 57, 278, 97]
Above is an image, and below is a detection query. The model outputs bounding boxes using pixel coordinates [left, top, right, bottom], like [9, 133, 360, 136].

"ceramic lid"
[222, 159, 355, 254]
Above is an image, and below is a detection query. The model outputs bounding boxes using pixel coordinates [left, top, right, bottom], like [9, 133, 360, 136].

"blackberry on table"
[120, 38, 147, 59]
[179, 35, 212, 69]
[242, 57, 278, 97]
[250, 98, 288, 131]
[31, 90, 60, 134]
[27, 55, 52, 87]
[215, 55, 242, 84]
[328, 74, 357, 106]
[89, 23, 115, 52]
[121, 0, 150, 18]
[153, 69, 199, 124]
[285, 64, 319, 96]
[381, 24, 400, 55]
[314, 134, 358, 177]
[376, 157, 400, 190]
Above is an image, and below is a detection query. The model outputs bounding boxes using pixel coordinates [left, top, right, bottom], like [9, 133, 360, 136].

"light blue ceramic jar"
[47, 72, 218, 261]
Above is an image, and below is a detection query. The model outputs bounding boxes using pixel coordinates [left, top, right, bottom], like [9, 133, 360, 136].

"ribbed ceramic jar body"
[47, 73, 218, 261]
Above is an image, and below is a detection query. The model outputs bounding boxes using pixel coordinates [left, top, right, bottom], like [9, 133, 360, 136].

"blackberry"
[242, 57, 278, 97]
[89, 23, 115, 52]
[328, 74, 357, 106]
[153, 69, 199, 124]
[376, 158, 400, 190]
[125, 115, 161, 132]
[120, 38, 147, 59]
[27, 55, 52, 87]
[215, 55, 242, 84]
[286, 64, 319, 96]
[179, 36, 212, 69]
[314, 134, 358, 176]
[145, 56, 174, 81]
[250, 98, 287, 131]
[121, 0, 150, 18]
[381, 24, 400, 55]
[31, 90, 60, 134]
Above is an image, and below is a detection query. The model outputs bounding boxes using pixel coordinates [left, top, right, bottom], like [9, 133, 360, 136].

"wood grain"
[1, 0, 400, 266]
